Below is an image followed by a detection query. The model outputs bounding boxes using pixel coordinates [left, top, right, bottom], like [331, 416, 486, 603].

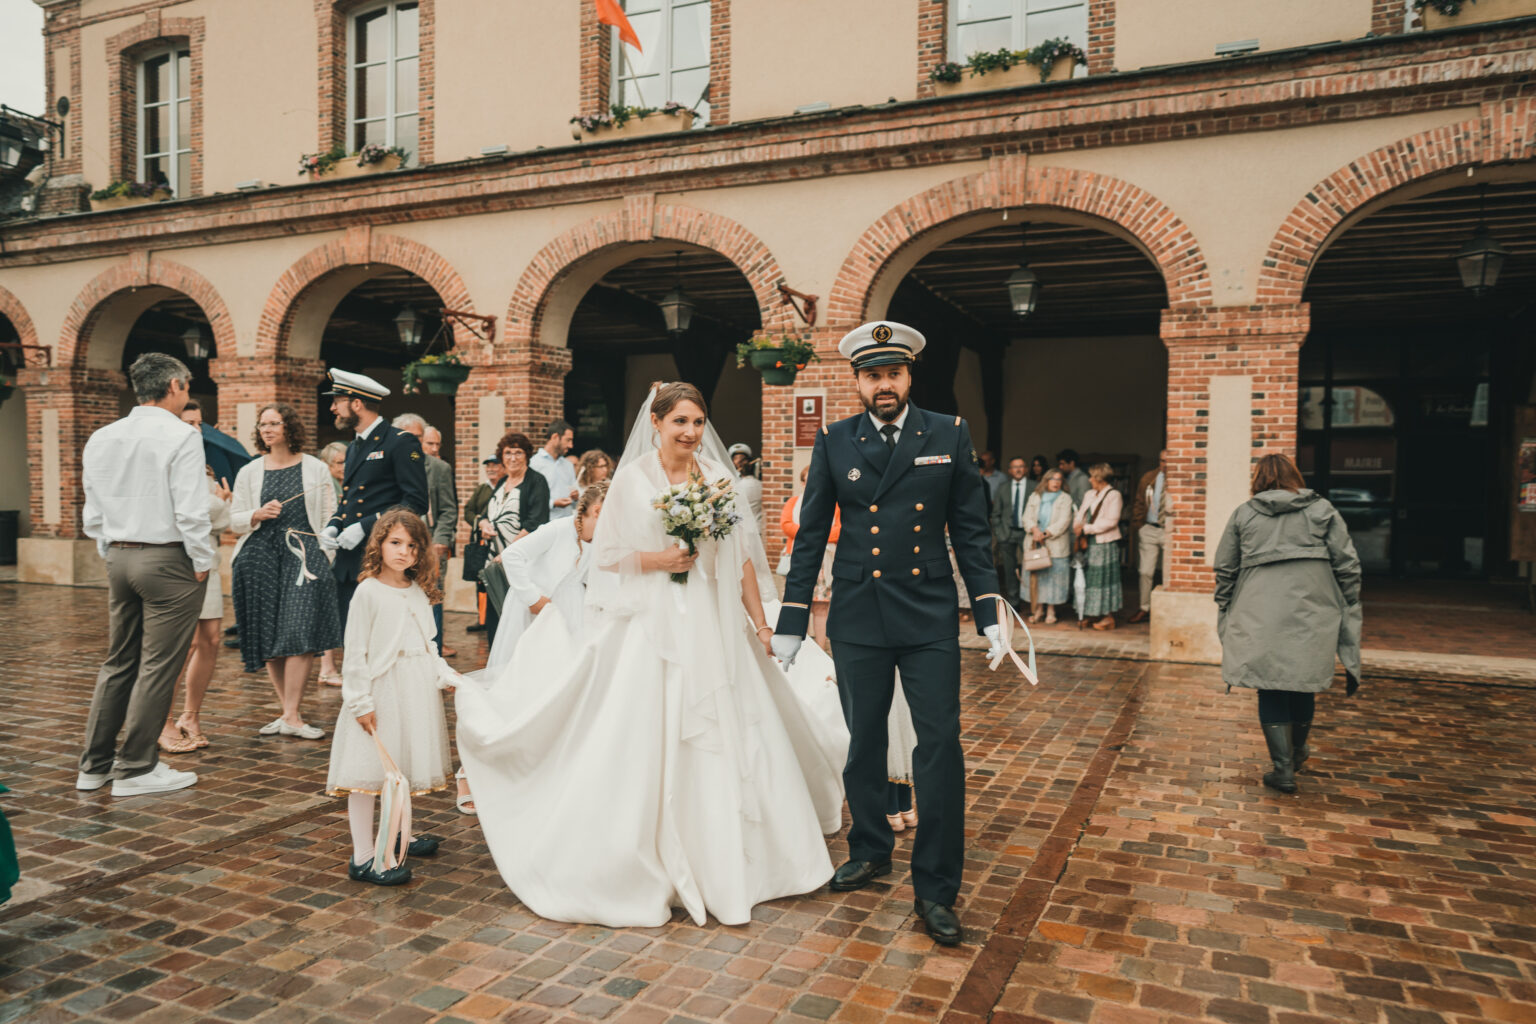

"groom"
[773, 321, 1007, 946]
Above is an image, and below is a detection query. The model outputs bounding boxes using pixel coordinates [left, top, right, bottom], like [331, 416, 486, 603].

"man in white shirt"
[531, 419, 579, 520]
[728, 443, 766, 537]
[78, 353, 214, 798]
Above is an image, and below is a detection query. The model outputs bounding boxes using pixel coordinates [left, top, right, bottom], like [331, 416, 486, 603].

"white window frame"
[948, 0, 1088, 61]
[137, 47, 191, 195]
[347, 0, 419, 162]
[610, 0, 710, 123]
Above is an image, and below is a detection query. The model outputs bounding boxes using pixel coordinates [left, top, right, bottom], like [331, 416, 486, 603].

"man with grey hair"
[78, 352, 215, 797]
[392, 413, 458, 655]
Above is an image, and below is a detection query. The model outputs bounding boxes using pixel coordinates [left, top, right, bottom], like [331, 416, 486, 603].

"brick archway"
[60, 252, 236, 369]
[0, 284, 40, 364]
[503, 196, 794, 352]
[1257, 99, 1536, 304]
[827, 157, 1213, 327]
[258, 225, 476, 360]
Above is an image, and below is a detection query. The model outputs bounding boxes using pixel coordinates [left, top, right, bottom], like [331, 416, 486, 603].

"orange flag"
[595, 0, 642, 52]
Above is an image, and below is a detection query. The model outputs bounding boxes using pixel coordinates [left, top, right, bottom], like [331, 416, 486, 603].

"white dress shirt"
[867, 404, 912, 446]
[82, 405, 217, 572]
[531, 448, 578, 520]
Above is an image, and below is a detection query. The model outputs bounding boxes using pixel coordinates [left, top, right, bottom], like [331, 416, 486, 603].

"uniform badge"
[366, 451, 385, 461]
[970, 448, 979, 465]
[409, 451, 421, 460]
[847, 468, 861, 481]
[871, 324, 893, 343]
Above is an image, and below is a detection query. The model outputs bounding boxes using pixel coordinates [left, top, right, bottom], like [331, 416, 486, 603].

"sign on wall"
[794, 394, 823, 448]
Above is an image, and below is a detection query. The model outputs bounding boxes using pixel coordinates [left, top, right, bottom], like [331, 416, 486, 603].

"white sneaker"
[258, 717, 285, 735]
[76, 771, 110, 791]
[111, 762, 197, 797]
[278, 720, 325, 740]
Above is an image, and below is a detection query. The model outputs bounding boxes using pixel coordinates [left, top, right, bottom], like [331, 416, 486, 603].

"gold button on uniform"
[872, 547, 880, 556]
[872, 570, 882, 579]
[913, 546, 921, 554]
[914, 525, 922, 533]
[911, 568, 920, 576]
[871, 526, 880, 534]
[869, 505, 878, 513]
[915, 503, 925, 511]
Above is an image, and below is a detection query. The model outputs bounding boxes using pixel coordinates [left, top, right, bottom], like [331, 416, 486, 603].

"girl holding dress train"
[327, 509, 466, 886]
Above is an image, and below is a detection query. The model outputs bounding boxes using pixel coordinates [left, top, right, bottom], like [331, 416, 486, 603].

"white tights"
[347, 791, 413, 864]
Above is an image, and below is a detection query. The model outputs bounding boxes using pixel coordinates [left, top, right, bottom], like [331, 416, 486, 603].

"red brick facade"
[1087, 0, 1116, 74]
[59, 252, 236, 370]
[0, 285, 41, 365]
[314, 0, 436, 165]
[580, 1, 732, 123]
[105, 14, 206, 197]
[915, 0, 947, 99]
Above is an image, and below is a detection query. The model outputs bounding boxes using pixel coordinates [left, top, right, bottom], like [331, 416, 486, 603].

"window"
[612, 0, 710, 124]
[349, 1, 419, 164]
[950, 0, 1087, 61]
[138, 49, 191, 195]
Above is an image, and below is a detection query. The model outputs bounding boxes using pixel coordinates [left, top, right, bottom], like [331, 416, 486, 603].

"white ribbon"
[284, 529, 319, 587]
[988, 597, 1039, 686]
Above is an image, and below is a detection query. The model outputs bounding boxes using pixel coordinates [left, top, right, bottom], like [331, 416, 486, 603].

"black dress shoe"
[830, 859, 892, 891]
[223, 636, 241, 648]
[915, 899, 963, 946]
[348, 858, 412, 886]
[407, 834, 441, 857]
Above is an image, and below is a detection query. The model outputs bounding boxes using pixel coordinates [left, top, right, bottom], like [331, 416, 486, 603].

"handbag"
[462, 527, 493, 583]
[1022, 543, 1053, 573]
[478, 555, 509, 615]
[1076, 490, 1105, 553]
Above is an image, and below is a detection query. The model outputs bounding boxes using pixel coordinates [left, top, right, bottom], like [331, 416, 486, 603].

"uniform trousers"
[80, 546, 205, 780]
[1136, 522, 1166, 612]
[333, 550, 361, 632]
[830, 636, 965, 906]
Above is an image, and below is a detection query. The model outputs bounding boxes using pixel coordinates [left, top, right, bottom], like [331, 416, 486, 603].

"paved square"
[2, 582, 1533, 1023]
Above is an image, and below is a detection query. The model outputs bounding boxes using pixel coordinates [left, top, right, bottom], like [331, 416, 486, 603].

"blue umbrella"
[201, 423, 252, 486]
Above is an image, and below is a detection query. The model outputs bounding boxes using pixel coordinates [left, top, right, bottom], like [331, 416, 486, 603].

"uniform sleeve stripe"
[781, 602, 809, 609]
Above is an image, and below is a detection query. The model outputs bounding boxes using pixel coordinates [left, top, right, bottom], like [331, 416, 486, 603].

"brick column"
[16, 366, 123, 585]
[1151, 303, 1309, 662]
[208, 355, 327, 452]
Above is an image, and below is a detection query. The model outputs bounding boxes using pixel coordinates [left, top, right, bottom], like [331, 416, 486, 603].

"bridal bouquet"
[653, 470, 741, 583]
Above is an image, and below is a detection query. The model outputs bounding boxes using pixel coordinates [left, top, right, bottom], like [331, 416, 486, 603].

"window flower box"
[1420, 0, 1536, 29]
[88, 182, 173, 211]
[571, 103, 697, 142]
[931, 40, 1086, 95]
[300, 144, 407, 181]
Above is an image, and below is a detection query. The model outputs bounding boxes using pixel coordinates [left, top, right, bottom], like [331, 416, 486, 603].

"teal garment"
[0, 783, 17, 905]
[1037, 491, 1061, 530]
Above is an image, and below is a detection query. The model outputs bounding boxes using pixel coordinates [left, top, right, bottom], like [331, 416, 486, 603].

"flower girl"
[326, 508, 464, 886]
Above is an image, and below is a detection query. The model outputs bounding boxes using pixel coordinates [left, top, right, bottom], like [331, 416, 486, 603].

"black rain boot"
[1260, 723, 1298, 793]
[1292, 718, 1312, 773]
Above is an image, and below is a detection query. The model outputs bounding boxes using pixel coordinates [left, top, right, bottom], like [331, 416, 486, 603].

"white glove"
[338, 523, 366, 550]
[317, 525, 340, 552]
[770, 634, 802, 667]
[984, 624, 1007, 662]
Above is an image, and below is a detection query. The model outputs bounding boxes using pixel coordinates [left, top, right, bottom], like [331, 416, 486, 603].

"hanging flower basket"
[571, 103, 697, 142]
[738, 335, 819, 387]
[89, 181, 173, 211]
[1417, 0, 1536, 29]
[403, 356, 470, 395]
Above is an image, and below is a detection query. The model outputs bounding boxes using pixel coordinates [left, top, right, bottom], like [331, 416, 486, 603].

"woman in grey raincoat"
[1213, 453, 1361, 794]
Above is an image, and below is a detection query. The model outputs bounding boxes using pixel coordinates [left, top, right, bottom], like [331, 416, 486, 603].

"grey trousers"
[80, 545, 205, 780]
[1137, 523, 1166, 611]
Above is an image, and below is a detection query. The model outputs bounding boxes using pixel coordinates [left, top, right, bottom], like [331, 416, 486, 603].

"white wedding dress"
[456, 440, 850, 928]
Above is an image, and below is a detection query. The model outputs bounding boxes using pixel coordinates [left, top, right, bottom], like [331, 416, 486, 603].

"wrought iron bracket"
[777, 284, 819, 327]
[0, 342, 54, 367]
[438, 309, 496, 344]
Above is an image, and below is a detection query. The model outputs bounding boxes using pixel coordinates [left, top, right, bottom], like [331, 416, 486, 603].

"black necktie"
[880, 424, 898, 451]
[1013, 482, 1022, 527]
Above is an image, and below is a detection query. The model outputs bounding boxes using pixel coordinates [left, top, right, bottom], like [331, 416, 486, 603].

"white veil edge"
[616, 383, 779, 608]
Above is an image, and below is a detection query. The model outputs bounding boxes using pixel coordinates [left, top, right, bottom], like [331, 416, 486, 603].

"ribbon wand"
[988, 596, 1039, 686]
[284, 528, 321, 587]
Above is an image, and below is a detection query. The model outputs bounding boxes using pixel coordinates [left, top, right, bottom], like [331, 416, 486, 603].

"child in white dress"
[326, 508, 464, 886]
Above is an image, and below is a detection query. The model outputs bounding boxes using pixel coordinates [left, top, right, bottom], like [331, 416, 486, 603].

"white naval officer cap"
[838, 321, 926, 370]
[727, 443, 753, 458]
[322, 368, 391, 401]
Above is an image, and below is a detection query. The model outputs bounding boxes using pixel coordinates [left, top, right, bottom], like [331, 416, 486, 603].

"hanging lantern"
[658, 251, 695, 335]
[1006, 222, 1041, 318]
[180, 325, 209, 361]
[1455, 227, 1507, 296]
[394, 305, 425, 350]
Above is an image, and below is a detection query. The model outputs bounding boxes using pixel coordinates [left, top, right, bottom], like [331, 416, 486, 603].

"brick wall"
[18, 367, 125, 539]
[915, 0, 947, 99]
[1087, 0, 1116, 74]
[580, 1, 731, 122]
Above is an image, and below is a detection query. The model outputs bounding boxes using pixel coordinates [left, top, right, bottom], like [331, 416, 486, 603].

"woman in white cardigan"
[229, 404, 340, 739]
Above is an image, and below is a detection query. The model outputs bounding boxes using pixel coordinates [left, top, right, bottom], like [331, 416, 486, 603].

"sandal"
[1044, 611, 1057, 625]
[455, 767, 476, 816]
[318, 671, 343, 687]
[886, 814, 906, 833]
[1093, 616, 1117, 631]
[157, 729, 199, 755]
[176, 715, 209, 749]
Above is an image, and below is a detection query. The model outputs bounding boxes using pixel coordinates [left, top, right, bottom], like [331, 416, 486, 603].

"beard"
[334, 407, 359, 432]
[860, 388, 908, 423]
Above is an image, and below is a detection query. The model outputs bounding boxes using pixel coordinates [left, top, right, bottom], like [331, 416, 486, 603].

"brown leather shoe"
[1127, 609, 1149, 624]
[1092, 616, 1117, 631]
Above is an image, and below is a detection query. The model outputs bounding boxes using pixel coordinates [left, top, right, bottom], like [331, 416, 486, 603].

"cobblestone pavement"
[2, 582, 1533, 1024]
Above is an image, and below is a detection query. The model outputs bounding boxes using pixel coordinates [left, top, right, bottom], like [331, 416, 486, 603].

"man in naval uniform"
[772, 322, 1009, 946]
[317, 369, 430, 628]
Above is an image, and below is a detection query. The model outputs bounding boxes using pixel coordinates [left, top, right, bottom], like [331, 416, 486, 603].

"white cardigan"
[229, 453, 338, 561]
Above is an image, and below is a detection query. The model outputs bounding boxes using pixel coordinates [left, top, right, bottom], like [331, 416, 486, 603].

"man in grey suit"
[989, 457, 1032, 608]
[393, 415, 459, 655]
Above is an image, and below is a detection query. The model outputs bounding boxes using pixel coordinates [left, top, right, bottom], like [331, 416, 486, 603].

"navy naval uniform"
[776, 401, 1000, 908]
[329, 417, 430, 627]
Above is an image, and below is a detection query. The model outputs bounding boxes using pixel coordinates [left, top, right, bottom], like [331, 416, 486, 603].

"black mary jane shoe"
[830, 859, 892, 892]
[915, 899, 963, 947]
[407, 834, 441, 857]
[348, 858, 412, 886]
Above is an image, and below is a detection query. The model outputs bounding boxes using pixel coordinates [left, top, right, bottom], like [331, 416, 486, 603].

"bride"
[456, 382, 849, 927]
